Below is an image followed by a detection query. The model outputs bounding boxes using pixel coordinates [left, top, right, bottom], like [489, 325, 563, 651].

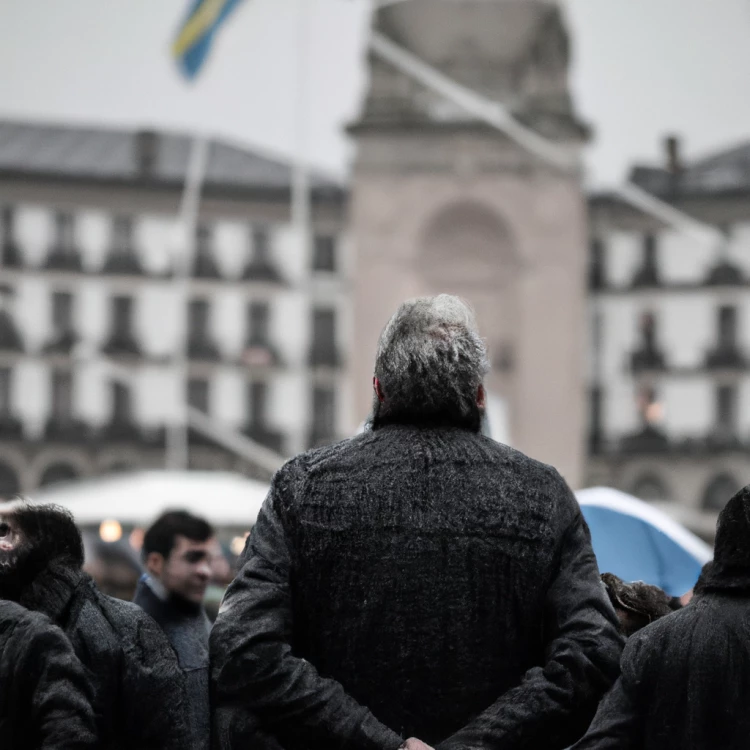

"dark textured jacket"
[0, 599, 99, 749]
[574, 485, 750, 750]
[134, 574, 211, 750]
[20, 562, 191, 750]
[211, 424, 623, 750]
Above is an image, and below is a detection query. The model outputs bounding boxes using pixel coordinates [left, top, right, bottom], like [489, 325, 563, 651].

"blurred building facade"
[0, 121, 349, 495]
[587, 137, 750, 537]
[349, 0, 590, 486]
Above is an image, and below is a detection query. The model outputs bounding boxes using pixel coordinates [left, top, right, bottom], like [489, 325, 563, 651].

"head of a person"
[143, 510, 214, 604]
[0, 502, 84, 598]
[601, 572, 678, 637]
[372, 295, 490, 431]
[697, 484, 750, 593]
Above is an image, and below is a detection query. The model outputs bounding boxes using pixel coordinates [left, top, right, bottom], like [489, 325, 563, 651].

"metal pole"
[166, 135, 210, 470]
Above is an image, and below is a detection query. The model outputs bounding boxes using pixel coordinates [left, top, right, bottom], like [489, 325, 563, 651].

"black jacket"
[574, 484, 750, 750]
[20, 562, 191, 750]
[211, 425, 623, 750]
[134, 574, 211, 750]
[0, 599, 98, 749]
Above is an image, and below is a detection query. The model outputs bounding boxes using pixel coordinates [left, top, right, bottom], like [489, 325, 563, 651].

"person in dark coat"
[134, 509, 214, 750]
[211, 294, 624, 750]
[0, 599, 99, 749]
[600, 572, 680, 637]
[574, 484, 750, 750]
[0, 501, 191, 750]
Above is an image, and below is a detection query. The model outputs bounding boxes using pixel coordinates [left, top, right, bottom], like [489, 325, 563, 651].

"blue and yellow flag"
[172, 0, 246, 80]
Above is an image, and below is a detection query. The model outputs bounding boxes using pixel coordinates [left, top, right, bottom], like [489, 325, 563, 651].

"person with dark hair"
[0, 599, 99, 749]
[211, 295, 624, 750]
[0, 501, 190, 750]
[133, 509, 215, 750]
[574, 485, 750, 749]
[601, 573, 680, 637]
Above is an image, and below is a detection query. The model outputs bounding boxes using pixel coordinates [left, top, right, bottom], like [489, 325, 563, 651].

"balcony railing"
[705, 261, 745, 286]
[44, 248, 83, 272]
[308, 344, 341, 368]
[242, 260, 284, 283]
[243, 423, 285, 454]
[100, 418, 141, 442]
[630, 347, 666, 373]
[44, 418, 90, 442]
[102, 251, 144, 276]
[187, 338, 222, 362]
[0, 416, 23, 440]
[192, 253, 222, 279]
[630, 265, 661, 289]
[705, 345, 746, 370]
[0, 315, 23, 352]
[102, 333, 141, 357]
[1, 241, 22, 269]
[43, 330, 78, 356]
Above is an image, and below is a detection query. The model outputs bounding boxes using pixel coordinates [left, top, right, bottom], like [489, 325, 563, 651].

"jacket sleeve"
[438, 492, 625, 750]
[22, 617, 99, 750]
[573, 635, 644, 750]
[210, 468, 404, 750]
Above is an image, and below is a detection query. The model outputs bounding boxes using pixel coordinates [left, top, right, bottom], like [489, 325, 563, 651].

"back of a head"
[601, 572, 676, 636]
[372, 294, 489, 431]
[698, 485, 750, 591]
[6, 502, 85, 569]
[143, 510, 213, 560]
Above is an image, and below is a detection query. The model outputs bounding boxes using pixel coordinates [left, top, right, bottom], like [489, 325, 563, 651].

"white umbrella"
[29, 470, 268, 528]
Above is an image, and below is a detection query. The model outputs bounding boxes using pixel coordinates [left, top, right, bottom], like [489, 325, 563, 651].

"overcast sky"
[1, 0, 750, 186]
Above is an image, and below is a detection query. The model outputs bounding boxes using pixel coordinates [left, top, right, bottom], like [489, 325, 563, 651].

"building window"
[637, 385, 664, 426]
[312, 235, 336, 273]
[310, 385, 336, 445]
[248, 381, 268, 426]
[112, 296, 134, 336]
[631, 473, 669, 502]
[588, 385, 603, 453]
[112, 217, 134, 253]
[189, 299, 210, 340]
[247, 302, 269, 345]
[631, 233, 660, 287]
[588, 237, 606, 290]
[0, 461, 20, 498]
[631, 312, 665, 372]
[702, 472, 740, 512]
[39, 463, 79, 488]
[718, 306, 738, 349]
[0, 367, 11, 417]
[193, 223, 221, 278]
[52, 292, 74, 334]
[51, 370, 73, 423]
[253, 228, 270, 265]
[309, 308, 338, 367]
[188, 378, 209, 413]
[0, 206, 21, 268]
[54, 213, 75, 251]
[715, 384, 737, 436]
[111, 382, 132, 423]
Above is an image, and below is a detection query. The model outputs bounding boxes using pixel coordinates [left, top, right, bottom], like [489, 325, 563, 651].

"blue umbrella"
[576, 487, 712, 597]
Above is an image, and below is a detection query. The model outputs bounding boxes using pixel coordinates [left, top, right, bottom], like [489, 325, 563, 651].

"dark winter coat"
[211, 424, 624, 750]
[20, 562, 191, 750]
[574, 484, 750, 750]
[0, 599, 98, 749]
[134, 573, 211, 750]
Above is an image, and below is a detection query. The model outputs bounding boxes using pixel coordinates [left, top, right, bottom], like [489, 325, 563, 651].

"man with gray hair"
[211, 294, 623, 750]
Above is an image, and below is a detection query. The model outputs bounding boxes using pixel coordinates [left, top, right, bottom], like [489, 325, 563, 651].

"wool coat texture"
[0, 599, 99, 749]
[210, 424, 624, 750]
[134, 573, 212, 750]
[574, 484, 750, 750]
[19, 561, 191, 750]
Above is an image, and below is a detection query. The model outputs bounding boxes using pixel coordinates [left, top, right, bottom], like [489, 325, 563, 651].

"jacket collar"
[18, 562, 86, 622]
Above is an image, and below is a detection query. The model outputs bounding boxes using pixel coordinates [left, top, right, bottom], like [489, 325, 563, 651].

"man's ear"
[477, 384, 486, 409]
[146, 552, 165, 579]
[373, 377, 385, 403]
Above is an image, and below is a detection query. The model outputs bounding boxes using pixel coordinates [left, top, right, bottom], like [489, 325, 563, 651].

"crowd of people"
[0, 294, 747, 750]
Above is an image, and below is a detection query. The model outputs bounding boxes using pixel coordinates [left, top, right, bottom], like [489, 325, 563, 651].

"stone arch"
[630, 472, 671, 503]
[419, 201, 522, 395]
[702, 472, 741, 512]
[39, 462, 80, 488]
[0, 460, 20, 500]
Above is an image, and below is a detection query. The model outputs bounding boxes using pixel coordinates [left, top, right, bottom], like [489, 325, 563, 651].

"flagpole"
[166, 135, 209, 470]
[292, 0, 310, 240]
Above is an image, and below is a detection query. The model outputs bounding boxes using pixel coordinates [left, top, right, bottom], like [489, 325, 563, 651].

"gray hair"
[372, 295, 490, 430]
